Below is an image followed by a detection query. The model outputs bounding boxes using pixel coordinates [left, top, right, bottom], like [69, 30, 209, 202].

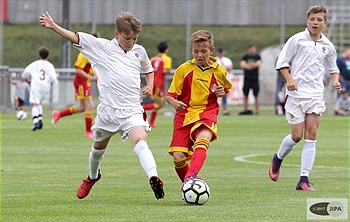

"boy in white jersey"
[22, 46, 57, 131]
[39, 11, 164, 200]
[269, 5, 341, 191]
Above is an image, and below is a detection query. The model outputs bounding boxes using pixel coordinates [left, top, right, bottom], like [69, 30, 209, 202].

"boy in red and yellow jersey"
[51, 32, 100, 138]
[143, 41, 172, 127]
[165, 30, 232, 188]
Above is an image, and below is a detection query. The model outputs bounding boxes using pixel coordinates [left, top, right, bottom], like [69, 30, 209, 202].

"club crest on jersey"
[134, 52, 140, 58]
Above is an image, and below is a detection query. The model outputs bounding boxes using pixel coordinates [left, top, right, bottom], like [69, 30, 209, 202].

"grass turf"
[1, 105, 348, 221]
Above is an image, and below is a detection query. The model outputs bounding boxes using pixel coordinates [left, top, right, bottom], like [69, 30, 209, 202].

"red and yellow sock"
[185, 138, 209, 179]
[174, 157, 189, 182]
[59, 106, 76, 117]
[84, 111, 93, 132]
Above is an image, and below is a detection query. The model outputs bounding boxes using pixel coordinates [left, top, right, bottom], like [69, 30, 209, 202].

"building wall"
[7, 0, 343, 25]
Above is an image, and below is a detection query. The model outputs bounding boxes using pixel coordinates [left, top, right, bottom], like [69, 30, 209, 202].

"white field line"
[234, 153, 349, 170]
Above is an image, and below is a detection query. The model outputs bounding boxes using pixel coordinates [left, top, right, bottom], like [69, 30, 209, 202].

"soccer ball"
[182, 178, 210, 205]
[16, 110, 27, 120]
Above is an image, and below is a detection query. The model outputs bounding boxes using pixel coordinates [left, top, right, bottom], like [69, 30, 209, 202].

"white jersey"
[73, 32, 154, 109]
[22, 59, 57, 100]
[216, 56, 233, 72]
[276, 28, 339, 99]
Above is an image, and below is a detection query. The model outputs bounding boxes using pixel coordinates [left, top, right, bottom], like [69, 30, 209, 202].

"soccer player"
[51, 32, 100, 138]
[269, 5, 341, 191]
[22, 46, 57, 131]
[142, 41, 172, 127]
[39, 11, 164, 200]
[165, 30, 232, 191]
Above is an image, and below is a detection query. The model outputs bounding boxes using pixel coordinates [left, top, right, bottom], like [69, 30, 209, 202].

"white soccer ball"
[16, 110, 27, 120]
[182, 178, 210, 205]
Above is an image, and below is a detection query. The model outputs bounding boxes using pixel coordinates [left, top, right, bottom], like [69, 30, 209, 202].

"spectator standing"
[239, 43, 261, 115]
[336, 48, 350, 93]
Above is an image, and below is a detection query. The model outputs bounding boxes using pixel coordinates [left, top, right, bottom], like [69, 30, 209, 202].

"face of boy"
[191, 42, 214, 67]
[115, 30, 138, 52]
[306, 12, 327, 37]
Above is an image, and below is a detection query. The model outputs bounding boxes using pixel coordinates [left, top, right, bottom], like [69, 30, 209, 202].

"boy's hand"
[142, 85, 153, 96]
[39, 11, 55, 29]
[214, 85, 226, 97]
[333, 81, 341, 93]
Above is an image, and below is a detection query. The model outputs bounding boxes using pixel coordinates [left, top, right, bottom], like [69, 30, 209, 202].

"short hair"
[189, 30, 214, 49]
[248, 43, 255, 48]
[38, 46, 49, 59]
[217, 47, 224, 53]
[115, 11, 142, 34]
[307, 5, 328, 22]
[157, 41, 168, 53]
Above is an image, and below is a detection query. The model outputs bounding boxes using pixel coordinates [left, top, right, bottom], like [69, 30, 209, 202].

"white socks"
[89, 147, 106, 179]
[277, 134, 297, 159]
[277, 135, 317, 178]
[300, 139, 316, 177]
[31, 106, 39, 124]
[134, 140, 158, 179]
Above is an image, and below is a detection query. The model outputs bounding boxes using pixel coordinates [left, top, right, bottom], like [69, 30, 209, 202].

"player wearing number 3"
[22, 46, 57, 131]
[39, 11, 164, 200]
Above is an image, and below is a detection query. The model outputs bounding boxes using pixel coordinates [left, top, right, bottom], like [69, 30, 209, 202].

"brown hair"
[306, 5, 328, 22]
[115, 11, 142, 34]
[189, 30, 214, 49]
[38, 46, 49, 59]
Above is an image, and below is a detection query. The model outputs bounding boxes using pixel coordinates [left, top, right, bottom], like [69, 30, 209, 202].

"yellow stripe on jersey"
[167, 56, 232, 127]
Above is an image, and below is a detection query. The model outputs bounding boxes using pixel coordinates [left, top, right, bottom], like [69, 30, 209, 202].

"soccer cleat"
[37, 120, 43, 130]
[77, 170, 101, 199]
[149, 176, 164, 200]
[31, 123, 39, 131]
[269, 153, 282, 181]
[296, 180, 315, 191]
[51, 110, 60, 128]
[84, 131, 93, 138]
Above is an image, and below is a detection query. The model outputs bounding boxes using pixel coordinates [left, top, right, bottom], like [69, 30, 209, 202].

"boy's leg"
[184, 138, 209, 180]
[133, 139, 164, 199]
[77, 137, 110, 199]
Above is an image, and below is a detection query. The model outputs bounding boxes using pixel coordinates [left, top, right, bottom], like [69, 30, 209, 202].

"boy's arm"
[39, 11, 79, 44]
[142, 72, 154, 96]
[279, 67, 298, 91]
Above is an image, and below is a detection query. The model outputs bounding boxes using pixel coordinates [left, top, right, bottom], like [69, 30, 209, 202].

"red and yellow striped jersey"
[74, 53, 94, 87]
[167, 57, 232, 128]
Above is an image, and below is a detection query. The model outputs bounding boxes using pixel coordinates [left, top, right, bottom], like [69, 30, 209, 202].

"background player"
[142, 41, 172, 127]
[51, 32, 100, 138]
[22, 46, 57, 131]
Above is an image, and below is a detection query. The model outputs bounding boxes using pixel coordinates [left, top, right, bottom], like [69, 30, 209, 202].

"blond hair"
[115, 11, 142, 34]
[307, 5, 328, 22]
[189, 30, 214, 49]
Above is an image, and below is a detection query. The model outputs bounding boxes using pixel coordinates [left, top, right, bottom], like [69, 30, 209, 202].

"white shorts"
[285, 96, 325, 124]
[29, 89, 50, 105]
[91, 103, 151, 142]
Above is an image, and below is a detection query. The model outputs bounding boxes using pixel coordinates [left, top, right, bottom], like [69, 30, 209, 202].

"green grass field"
[1, 105, 348, 222]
